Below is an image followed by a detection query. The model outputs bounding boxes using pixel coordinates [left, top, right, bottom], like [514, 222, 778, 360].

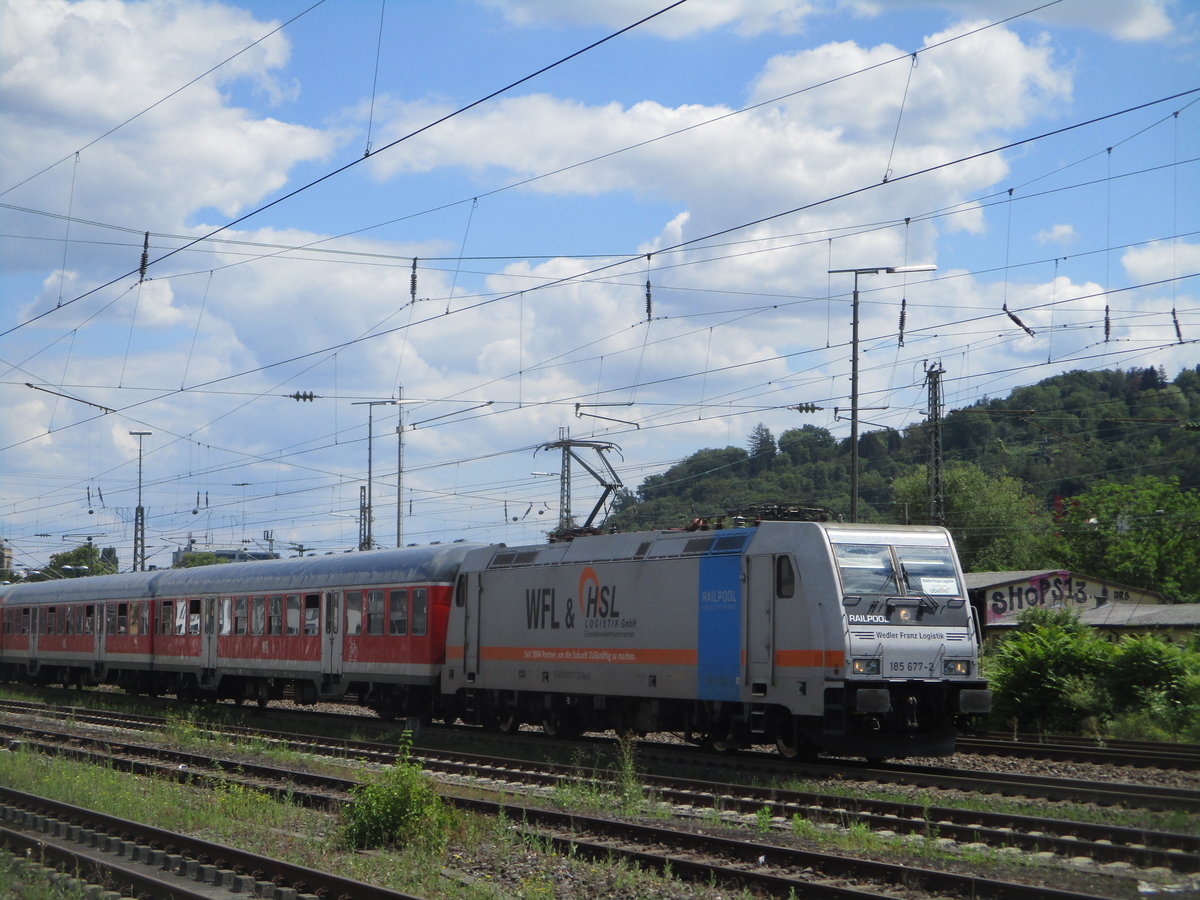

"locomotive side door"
[461, 572, 481, 682]
[745, 555, 775, 690]
[323, 591, 343, 680]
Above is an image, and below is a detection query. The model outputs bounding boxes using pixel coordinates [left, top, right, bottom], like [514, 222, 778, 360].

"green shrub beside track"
[987, 608, 1200, 739]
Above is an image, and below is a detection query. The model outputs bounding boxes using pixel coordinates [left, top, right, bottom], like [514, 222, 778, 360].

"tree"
[33, 543, 119, 580]
[174, 551, 230, 568]
[746, 423, 777, 476]
[891, 461, 1054, 571]
[1051, 475, 1200, 602]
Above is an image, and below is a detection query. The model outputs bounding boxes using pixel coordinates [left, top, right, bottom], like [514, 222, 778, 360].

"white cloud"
[0, 0, 337, 239]
[1122, 240, 1200, 283]
[477, 0, 817, 38]
[847, 1, 1179, 42]
[1035, 223, 1077, 245]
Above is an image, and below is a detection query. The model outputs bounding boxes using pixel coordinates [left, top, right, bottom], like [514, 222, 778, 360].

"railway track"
[5, 696, 1198, 816]
[956, 734, 1200, 770]
[4, 724, 1167, 900]
[0, 784, 424, 900]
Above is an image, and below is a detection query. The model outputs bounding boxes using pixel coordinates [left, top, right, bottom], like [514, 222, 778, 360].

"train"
[0, 521, 991, 759]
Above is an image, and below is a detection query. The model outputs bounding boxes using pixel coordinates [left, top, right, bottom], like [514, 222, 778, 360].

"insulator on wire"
[410, 258, 418, 302]
[1104, 305, 1111, 342]
[645, 279, 652, 321]
[898, 297, 908, 347]
[1173, 308, 1183, 343]
[1003, 303, 1035, 337]
[138, 231, 149, 282]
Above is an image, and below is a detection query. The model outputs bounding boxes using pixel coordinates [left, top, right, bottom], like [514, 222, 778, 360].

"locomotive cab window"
[775, 556, 795, 599]
[895, 546, 961, 598]
[834, 544, 897, 596]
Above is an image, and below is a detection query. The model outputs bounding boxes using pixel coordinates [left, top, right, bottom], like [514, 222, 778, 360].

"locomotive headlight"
[942, 659, 970, 676]
[851, 658, 881, 676]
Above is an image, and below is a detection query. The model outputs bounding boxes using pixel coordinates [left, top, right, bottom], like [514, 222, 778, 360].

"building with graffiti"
[964, 570, 1200, 643]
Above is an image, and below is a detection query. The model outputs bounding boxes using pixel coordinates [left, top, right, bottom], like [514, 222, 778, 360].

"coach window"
[46, 607, 57, 635]
[188, 598, 202, 634]
[64, 606, 74, 635]
[268, 596, 283, 635]
[345, 592, 363, 636]
[285, 595, 301, 635]
[775, 556, 795, 599]
[367, 591, 385, 635]
[251, 596, 265, 635]
[106, 603, 118, 635]
[20, 608, 31, 634]
[389, 589, 408, 635]
[176, 599, 189, 635]
[412, 588, 428, 636]
[219, 598, 232, 635]
[303, 594, 320, 635]
[127, 602, 139, 636]
[159, 600, 172, 635]
[234, 597, 248, 635]
[115, 603, 128, 634]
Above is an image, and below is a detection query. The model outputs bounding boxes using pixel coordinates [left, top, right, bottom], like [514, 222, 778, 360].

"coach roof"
[0, 544, 492, 605]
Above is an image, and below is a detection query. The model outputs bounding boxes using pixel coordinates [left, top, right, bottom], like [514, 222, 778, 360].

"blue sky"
[1, 0, 1197, 571]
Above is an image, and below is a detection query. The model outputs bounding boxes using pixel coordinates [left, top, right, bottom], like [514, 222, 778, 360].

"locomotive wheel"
[775, 731, 817, 761]
[493, 709, 521, 734]
[542, 710, 581, 739]
[701, 728, 738, 754]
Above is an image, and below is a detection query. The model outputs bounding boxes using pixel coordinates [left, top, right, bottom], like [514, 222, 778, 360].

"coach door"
[201, 598, 218, 670]
[323, 591, 343, 679]
[91, 603, 103, 668]
[746, 555, 775, 691]
[461, 572, 481, 682]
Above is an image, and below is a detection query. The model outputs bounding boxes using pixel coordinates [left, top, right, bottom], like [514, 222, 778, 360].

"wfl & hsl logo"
[525, 566, 622, 631]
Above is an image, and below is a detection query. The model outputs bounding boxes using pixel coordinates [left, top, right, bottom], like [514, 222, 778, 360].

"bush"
[342, 736, 449, 850]
[987, 610, 1200, 738]
[987, 611, 1115, 733]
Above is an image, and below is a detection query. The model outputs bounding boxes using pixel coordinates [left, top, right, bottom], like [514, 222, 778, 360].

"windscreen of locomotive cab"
[834, 542, 966, 624]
